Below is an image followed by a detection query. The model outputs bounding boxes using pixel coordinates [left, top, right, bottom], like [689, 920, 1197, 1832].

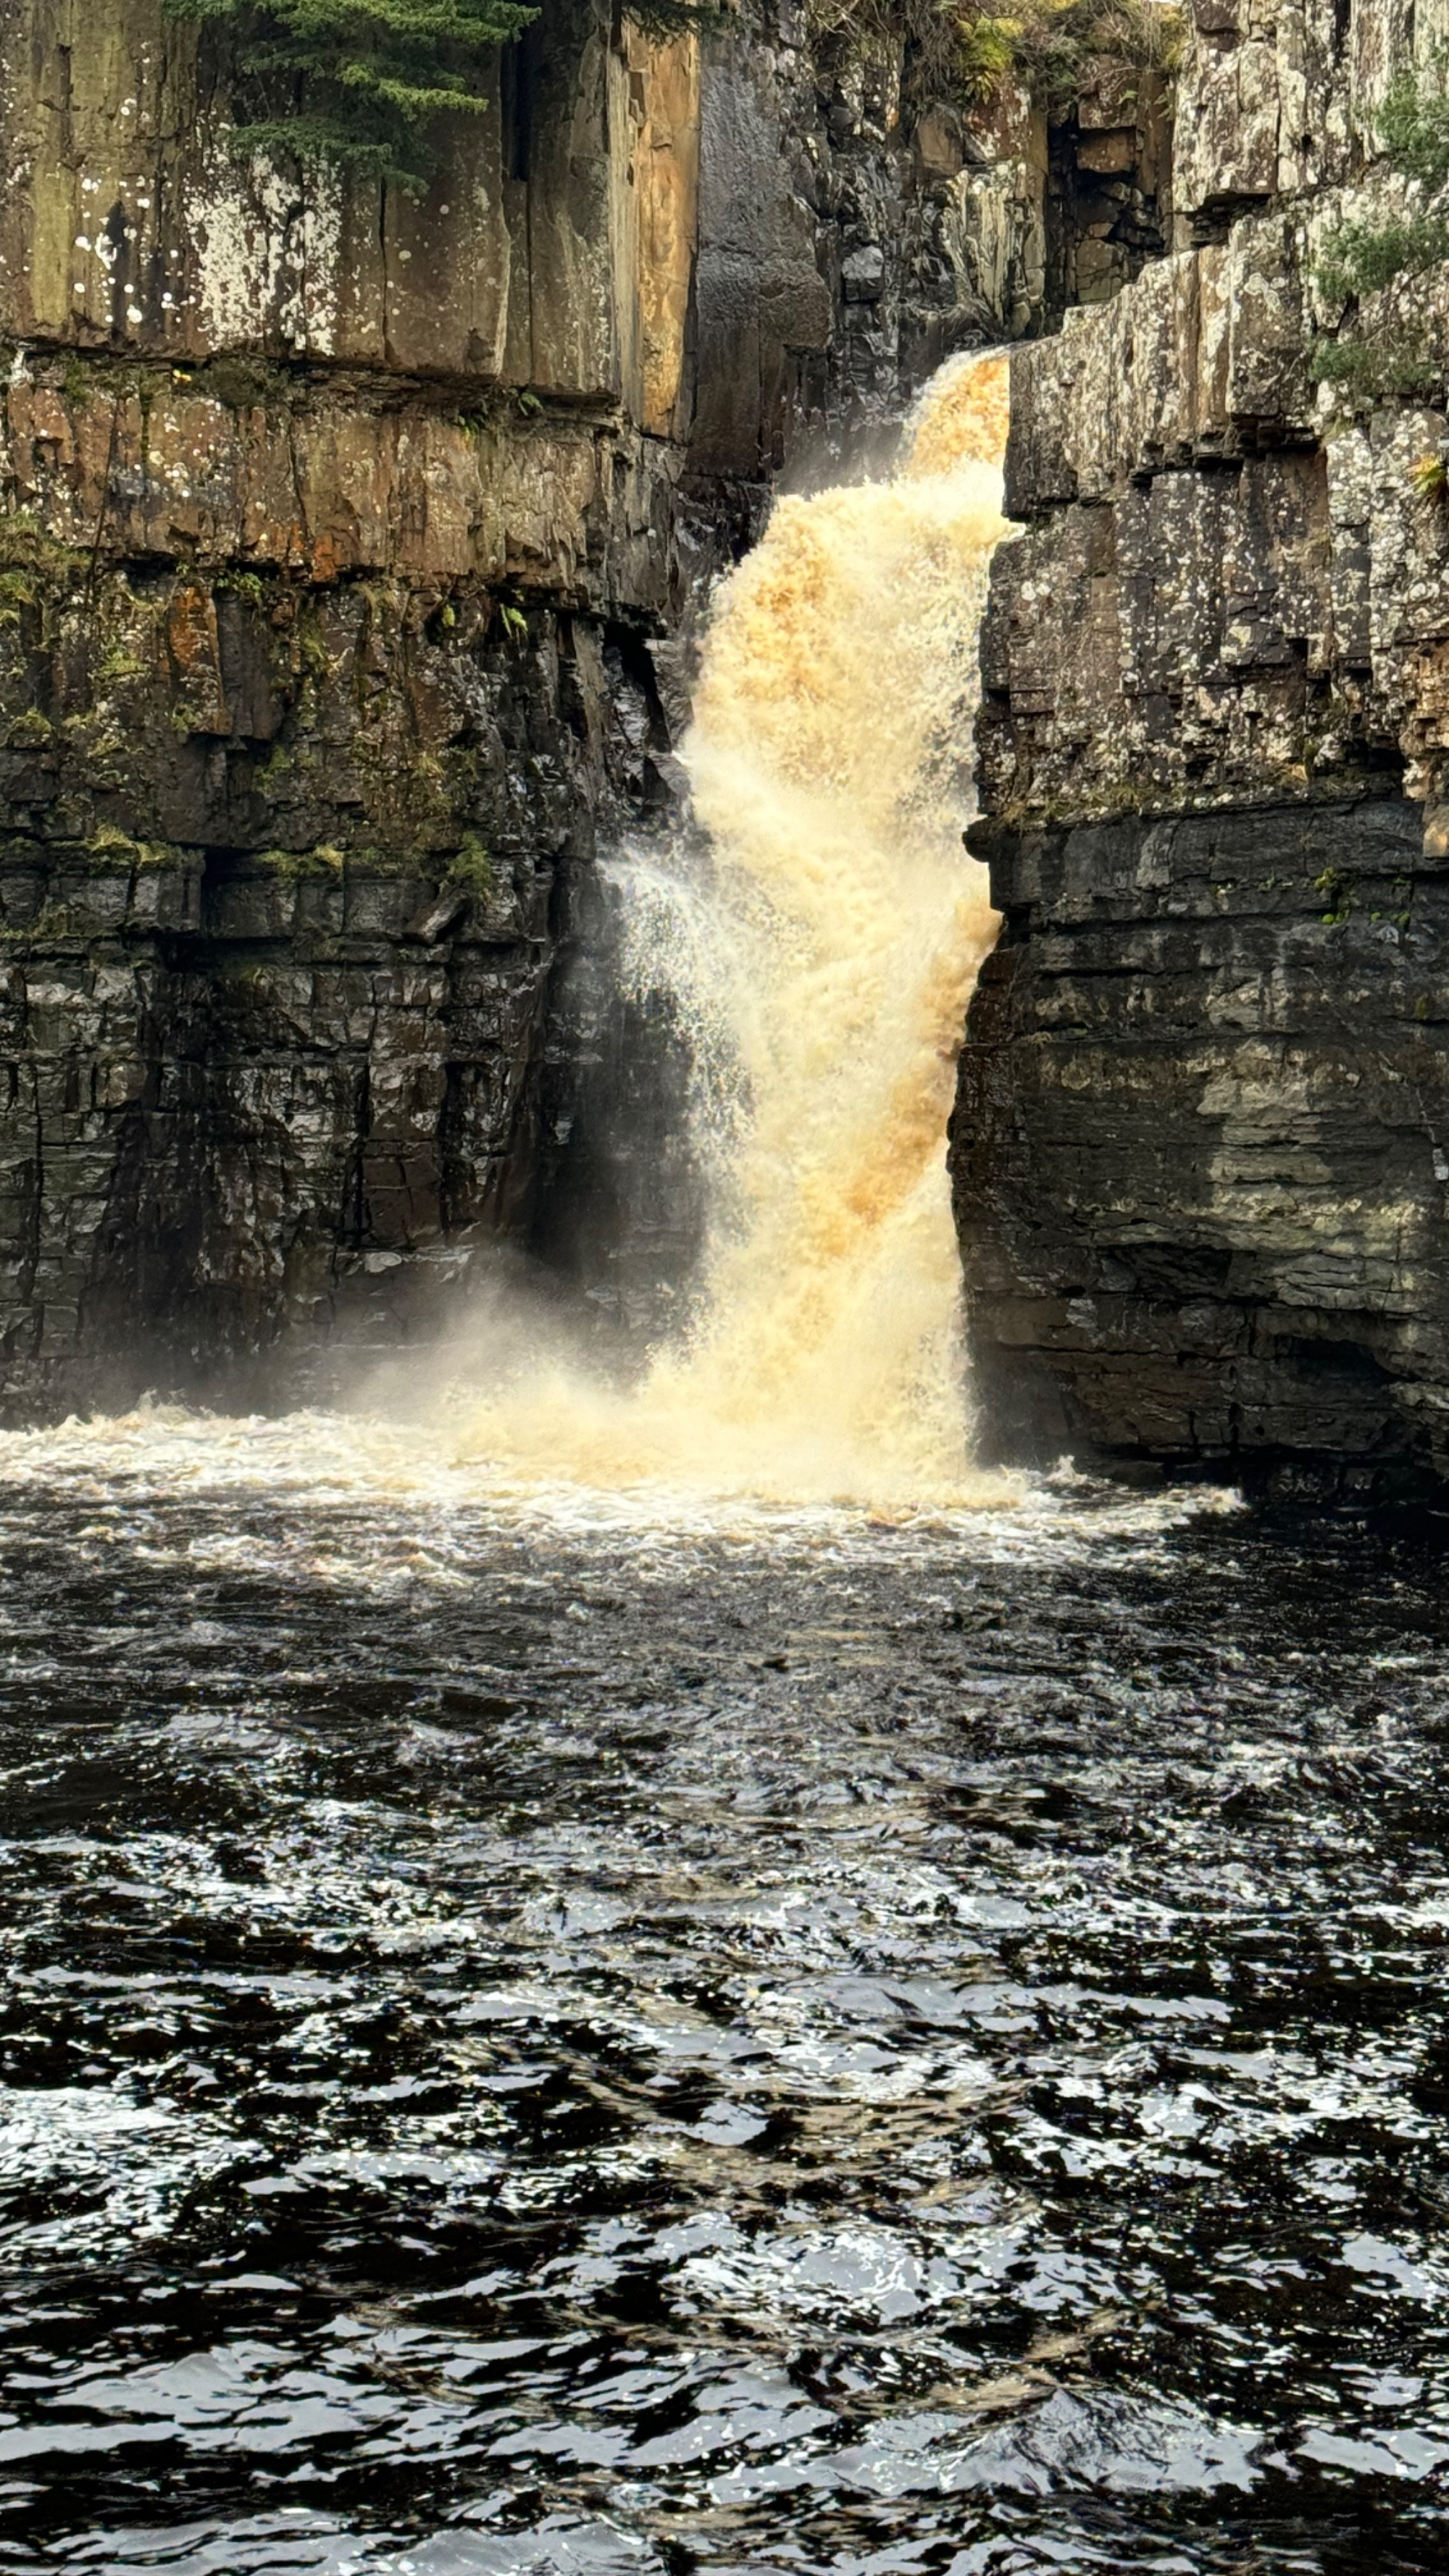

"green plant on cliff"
[806, 0, 1180, 116]
[1311, 53, 1449, 399]
[164, 0, 540, 187]
[254, 842, 347, 877]
[166, 0, 722, 189]
[443, 834, 496, 901]
[953, 0, 1182, 116]
[1314, 864, 1352, 925]
[622, 0, 727, 35]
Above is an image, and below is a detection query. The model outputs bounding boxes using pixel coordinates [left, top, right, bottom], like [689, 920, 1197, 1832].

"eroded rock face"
[954, 0, 1449, 1497]
[0, 0, 1048, 1411]
[1045, 53, 1174, 314]
[0, 562, 662, 1406]
[1, 0, 682, 404]
[690, 33, 1048, 485]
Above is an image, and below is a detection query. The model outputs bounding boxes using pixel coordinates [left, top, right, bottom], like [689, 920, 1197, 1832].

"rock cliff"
[953, 0, 1449, 1500]
[0, 0, 1044, 1409]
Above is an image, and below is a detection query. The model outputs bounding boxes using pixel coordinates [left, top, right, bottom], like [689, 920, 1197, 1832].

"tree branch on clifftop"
[165, 0, 723, 191]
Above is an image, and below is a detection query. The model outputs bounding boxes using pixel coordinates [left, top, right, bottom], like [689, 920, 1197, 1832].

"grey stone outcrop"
[953, 0, 1449, 1496]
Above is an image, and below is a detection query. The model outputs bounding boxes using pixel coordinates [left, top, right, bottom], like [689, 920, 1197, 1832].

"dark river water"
[1, 1415, 1448, 2574]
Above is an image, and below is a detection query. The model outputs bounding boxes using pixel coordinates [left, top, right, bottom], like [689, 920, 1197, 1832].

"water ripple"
[0, 1422, 1444, 2569]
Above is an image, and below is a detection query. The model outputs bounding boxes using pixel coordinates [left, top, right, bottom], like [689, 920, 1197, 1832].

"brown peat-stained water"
[2, 359, 1448, 2573]
[0, 1422, 1448, 2572]
[457, 354, 1011, 1510]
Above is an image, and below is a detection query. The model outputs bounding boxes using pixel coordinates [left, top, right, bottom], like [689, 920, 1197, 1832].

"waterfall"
[462, 353, 1014, 1506]
[598, 839, 753, 1204]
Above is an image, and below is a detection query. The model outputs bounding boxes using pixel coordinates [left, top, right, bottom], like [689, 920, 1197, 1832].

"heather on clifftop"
[168, 0, 1182, 192]
[806, 0, 1181, 123]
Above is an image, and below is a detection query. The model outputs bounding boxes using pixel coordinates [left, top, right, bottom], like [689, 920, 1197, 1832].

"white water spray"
[456, 353, 1016, 1508]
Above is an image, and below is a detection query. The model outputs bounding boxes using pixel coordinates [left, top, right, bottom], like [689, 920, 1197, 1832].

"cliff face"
[0, 0, 1042, 1409]
[953, 0, 1449, 1500]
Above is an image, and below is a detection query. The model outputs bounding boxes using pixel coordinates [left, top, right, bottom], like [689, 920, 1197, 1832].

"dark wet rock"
[953, 792, 1449, 1495]
[0, 0, 1055, 1412]
[954, 1, 1449, 1497]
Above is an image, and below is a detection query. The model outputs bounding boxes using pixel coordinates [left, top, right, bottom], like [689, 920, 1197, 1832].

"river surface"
[1, 1416, 1448, 2573]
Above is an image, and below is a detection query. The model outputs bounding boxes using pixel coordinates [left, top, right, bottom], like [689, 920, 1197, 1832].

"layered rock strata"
[953, 0, 1449, 1496]
[0, 0, 1045, 1409]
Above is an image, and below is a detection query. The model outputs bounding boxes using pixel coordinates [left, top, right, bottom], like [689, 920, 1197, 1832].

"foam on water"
[0, 1402, 1243, 1567]
[0, 1440, 1445, 2573]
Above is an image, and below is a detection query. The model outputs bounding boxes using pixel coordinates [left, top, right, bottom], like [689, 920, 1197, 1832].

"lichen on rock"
[953, 0, 1449, 1500]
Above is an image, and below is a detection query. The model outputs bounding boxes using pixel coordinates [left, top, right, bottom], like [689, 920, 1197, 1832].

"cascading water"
[461, 353, 1014, 1508]
[2, 359, 1445, 2576]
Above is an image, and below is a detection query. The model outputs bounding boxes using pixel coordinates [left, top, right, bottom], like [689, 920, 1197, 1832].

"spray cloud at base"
[452, 353, 1015, 1508]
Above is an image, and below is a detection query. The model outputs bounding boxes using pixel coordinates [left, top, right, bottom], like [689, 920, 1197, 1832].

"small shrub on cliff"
[954, 0, 1182, 117]
[624, 0, 727, 34]
[1311, 53, 1449, 399]
[806, 0, 1179, 120]
[445, 835, 496, 902]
